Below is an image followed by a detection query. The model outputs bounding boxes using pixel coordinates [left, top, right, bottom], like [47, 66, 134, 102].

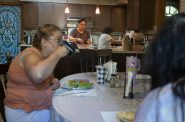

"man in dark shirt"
[68, 18, 91, 46]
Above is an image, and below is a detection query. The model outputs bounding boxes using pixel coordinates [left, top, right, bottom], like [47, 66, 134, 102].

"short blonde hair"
[32, 24, 62, 50]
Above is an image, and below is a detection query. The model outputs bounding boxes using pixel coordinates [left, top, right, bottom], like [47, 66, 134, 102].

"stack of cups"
[96, 65, 106, 84]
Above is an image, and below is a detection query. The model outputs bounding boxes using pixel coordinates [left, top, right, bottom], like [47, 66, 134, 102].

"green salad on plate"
[66, 80, 94, 89]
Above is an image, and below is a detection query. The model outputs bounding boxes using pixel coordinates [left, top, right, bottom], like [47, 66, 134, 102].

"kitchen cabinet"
[126, 0, 140, 30]
[67, 4, 113, 32]
[38, 3, 54, 27]
[139, 0, 155, 31]
[22, 2, 38, 29]
[22, 2, 127, 32]
[127, 0, 155, 31]
[81, 5, 95, 19]
[95, 5, 111, 32]
[155, 0, 165, 30]
[54, 3, 67, 29]
[67, 4, 81, 18]
[110, 5, 127, 32]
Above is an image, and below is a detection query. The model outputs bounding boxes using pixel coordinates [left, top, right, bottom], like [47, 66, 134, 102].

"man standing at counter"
[68, 18, 91, 47]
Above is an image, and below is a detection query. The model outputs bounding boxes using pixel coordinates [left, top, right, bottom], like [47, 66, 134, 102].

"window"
[165, 5, 178, 16]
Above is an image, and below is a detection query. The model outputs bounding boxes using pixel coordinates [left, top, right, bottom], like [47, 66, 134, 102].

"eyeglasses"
[48, 36, 61, 45]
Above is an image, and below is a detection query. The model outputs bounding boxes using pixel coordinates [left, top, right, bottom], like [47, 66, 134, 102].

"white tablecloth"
[51, 72, 150, 122]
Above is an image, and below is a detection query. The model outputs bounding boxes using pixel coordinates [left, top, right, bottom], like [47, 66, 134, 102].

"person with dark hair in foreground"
[135, 13, 185, 122]
[4, 24, 69, 122]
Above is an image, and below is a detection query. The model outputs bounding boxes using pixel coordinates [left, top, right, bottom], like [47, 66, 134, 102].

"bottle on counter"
[122, 35, 131, 51]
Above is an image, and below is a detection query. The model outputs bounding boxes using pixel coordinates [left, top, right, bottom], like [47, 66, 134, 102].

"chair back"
[79, 49, 112, 72]
[79, 49, 94, 72]
[0, 63, 10, 122]
[93, 49, 112, 65]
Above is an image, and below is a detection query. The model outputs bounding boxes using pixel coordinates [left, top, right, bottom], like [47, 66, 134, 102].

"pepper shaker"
[110, 74, 116, 88]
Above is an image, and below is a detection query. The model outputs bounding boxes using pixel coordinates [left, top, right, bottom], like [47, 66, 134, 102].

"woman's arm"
[22, 46, 68, 84]
[68, 36, 83, 44]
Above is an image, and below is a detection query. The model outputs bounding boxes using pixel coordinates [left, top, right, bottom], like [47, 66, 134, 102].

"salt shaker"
[110, 74, 116, 88]
[115, 75, 121, 88]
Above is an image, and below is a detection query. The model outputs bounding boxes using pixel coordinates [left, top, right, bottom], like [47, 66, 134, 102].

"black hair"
[143, 13, 185, 100]
[78, 18, 87, 24]
[102, 26, 113, 35]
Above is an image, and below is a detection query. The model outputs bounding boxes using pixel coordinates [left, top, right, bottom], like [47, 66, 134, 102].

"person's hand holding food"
[76, 38, 84, 44]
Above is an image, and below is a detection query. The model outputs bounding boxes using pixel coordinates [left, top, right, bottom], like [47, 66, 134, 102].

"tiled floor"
[0, 114, 4, 122]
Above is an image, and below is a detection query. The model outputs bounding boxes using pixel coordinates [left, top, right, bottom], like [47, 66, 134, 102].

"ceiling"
[20, 0, 128, 5]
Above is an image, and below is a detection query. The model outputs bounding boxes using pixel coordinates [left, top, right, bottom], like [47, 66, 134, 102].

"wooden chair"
[79, 49, 112, 72]
[79, 49, 94, 72]
[92, 49, 112, 66]
[0, 63, 10, 122]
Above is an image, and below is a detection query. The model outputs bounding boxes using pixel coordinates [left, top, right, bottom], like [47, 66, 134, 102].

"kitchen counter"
[19, 44, 144, 54]
[77, 46, 144, 54]
[111, 46, 144, 54]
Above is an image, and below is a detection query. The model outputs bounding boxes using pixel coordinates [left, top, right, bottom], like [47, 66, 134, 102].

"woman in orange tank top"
[4, 24, 69, 122]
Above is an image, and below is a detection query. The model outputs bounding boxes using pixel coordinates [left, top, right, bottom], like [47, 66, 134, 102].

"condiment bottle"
[110, 74, 116, 88]
[115, 75, 121, 88]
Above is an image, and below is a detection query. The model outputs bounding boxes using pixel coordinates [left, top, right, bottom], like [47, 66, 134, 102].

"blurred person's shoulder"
[145, 83, 173, 103]
[134, 83, 174, 122]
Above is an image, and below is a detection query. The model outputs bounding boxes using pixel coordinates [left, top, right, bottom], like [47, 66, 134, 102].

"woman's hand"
[76, 38, 84, 44]
[50, 78, 60, 90]
[87, 40, 92, 45]
[55, 46, 69, 58]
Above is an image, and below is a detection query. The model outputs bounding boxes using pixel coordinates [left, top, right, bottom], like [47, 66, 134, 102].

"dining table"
[51, 72, 151, 122]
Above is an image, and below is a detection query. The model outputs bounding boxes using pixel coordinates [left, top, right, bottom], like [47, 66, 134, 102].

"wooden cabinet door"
[22, 2, 38, 29]
[54, 3, 67, 29]
[95, 5, 111, 32]
[110, 5, 127, 32]
[126, 0, 140, 30]
[67, 4, 81, 17]
[126, 0, 134, 30]
[139, 0, 155, 31]
[81, 5, 95, 19]
[38, 3, 54, 27]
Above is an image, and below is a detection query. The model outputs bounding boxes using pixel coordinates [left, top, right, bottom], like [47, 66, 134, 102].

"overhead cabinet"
[38, 3, 54, 27]
[110, 5, 126, 32]
[126, 0, 155, 31]
[22, 2, 127, 32]
[22, 2, 55, 29]
[53, 3, 66, 29]
[22, 2, 38, 29]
